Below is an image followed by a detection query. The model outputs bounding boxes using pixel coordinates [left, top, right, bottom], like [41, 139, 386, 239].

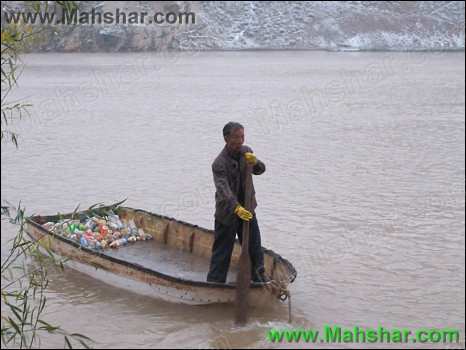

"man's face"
[225, 128, 244, 154]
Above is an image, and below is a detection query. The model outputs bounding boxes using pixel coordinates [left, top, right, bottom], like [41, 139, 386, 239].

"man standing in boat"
[207, 122, 268, 284]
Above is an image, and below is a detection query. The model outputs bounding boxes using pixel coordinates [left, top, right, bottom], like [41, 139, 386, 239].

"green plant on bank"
[1, 203, 92, 348]
[1, 23, 31, 147]
[1, 1, 77, 147]
[2, 1, 91, 348]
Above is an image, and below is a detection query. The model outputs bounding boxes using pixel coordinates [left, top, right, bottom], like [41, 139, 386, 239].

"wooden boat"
[25, 204, 297, 307]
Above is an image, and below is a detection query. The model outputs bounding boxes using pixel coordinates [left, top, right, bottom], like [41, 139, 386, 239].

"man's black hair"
[223, 121, 244, 138]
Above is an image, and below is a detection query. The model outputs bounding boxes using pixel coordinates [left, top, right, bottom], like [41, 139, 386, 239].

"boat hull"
[25, 205, 297, 306]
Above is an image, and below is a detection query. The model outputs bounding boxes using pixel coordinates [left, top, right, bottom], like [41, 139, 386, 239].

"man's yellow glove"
[234, 204, 253, 221]
[244, 152, 257, 165]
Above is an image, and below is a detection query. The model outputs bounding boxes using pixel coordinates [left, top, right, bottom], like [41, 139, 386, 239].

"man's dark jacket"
[212, 145, 266, 225]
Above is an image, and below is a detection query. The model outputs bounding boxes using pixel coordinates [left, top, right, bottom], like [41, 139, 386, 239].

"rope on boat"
[269, 280, 292, 323]
[288, 291, 292, 323]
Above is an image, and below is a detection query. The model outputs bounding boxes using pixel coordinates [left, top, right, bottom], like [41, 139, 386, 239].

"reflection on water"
[1, 51, 464, 348]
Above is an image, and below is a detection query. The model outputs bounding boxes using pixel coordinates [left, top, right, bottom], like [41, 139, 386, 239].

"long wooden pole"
[234, 163, 253, 325]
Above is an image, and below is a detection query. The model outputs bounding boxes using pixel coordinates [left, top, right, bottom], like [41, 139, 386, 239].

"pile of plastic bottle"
[42, 211, 153, 250]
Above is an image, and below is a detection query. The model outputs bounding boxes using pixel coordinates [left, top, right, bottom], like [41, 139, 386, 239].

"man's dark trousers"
[207, 216, 265, 283]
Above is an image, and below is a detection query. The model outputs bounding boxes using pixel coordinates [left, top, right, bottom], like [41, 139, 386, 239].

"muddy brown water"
[1, 51, 464, 348]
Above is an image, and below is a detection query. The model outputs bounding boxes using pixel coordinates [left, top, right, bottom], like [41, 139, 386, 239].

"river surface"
[1, 51, 465, 348]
